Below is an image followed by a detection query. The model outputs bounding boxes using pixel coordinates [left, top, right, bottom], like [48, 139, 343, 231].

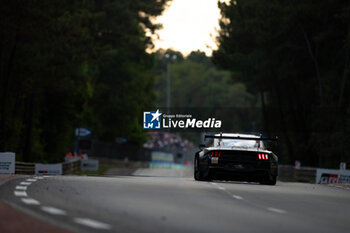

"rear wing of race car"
[204, 134, 278, 141]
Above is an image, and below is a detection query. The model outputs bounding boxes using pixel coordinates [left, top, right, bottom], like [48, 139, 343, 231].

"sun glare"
[153, 0, 228, 56]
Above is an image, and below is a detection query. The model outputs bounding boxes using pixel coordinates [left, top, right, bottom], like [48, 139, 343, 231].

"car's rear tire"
[194, 156, 209, 181]
[260, 174, 277, 185]
[194, 156, 200, 180]
[267, 175, 277, 185]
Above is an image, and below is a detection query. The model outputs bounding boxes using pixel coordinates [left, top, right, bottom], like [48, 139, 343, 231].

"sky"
[153, 0, 226, 56]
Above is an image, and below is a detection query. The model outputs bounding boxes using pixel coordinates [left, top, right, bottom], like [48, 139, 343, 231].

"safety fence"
[295, 167, 317, 183]
[278, 165, 316, 183]
[149, 161, 189, 170]
[15, 160, 81, 175]
[15, 161, 35, 175]
[62, 160, 81, 174]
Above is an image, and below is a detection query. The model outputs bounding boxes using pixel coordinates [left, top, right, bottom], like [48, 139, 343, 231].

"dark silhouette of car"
[194, 133, 278, 185]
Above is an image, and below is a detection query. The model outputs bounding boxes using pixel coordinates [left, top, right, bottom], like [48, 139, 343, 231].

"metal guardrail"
[62, 160, 81, 174]
[278, 165, 316, 183]
[15, 160, 81, 175]
[15, 161, 35, 175]
[295, 167, 317, 183]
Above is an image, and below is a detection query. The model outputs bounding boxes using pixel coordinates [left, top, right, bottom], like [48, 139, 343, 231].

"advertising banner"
[0, 152, 15, 174]
[35, 163, 62, 175]
[316, 168, 350, 184]
[151, 151, 174, 162]
[81, 160, 99, 171]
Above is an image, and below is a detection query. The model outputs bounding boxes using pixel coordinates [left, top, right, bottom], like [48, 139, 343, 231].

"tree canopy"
[154, 49, 257, 139]
[155, 50, 254, 108]
[213, 0, 350, 167]
[0, 0, 170, 162]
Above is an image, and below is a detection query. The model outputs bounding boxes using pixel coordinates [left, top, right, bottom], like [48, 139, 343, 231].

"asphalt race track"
[1, 169, 350, 233]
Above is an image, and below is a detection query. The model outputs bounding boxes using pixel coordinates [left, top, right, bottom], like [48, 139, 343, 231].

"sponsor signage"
[81, 160, 99, 171]
[316, 168, 350, 184]
[35, 163, 62, 175]
[75, 128, 92, 137]
[0, 152, 15, 174]
[151, 151, 174, 162]
[143, 109, 222, 129]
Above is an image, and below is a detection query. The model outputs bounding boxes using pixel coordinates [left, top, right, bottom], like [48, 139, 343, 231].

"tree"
[0, 0, 170, 162]
[154, 50, 256, 134]
[213, 0, 350, 167]
[91, 0, 170, 144]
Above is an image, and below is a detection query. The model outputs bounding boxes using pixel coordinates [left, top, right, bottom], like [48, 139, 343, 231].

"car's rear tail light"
[211, 151, 221, 157]
[258, 153, 269, 160]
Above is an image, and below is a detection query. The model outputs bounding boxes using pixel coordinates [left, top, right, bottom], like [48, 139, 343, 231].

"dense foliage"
[0, 0, 170, 162]
[155, 50, 254, 108]
[213, 0, 350, 167]
[154, 50, 257, 142]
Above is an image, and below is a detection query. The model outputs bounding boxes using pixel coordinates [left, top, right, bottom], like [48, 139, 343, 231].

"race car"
[194, 133, 278, 185]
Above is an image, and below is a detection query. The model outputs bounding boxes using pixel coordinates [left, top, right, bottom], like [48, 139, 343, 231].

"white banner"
[81, 160, 99, 171]
[0, 152, 15, 174]
[35, 163, 62, 175]
[316, 168, 350, 184]
[151, 151, 174, 162]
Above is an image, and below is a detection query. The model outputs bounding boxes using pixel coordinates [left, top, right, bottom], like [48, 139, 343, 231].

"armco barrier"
[278, 165, 317, 183]
[278, 165, 294, 180]
[15, 161, 35, 175]
[15, 160, 81, 175]
[62, 160, 81, 174]
[295, 167, 317, 183]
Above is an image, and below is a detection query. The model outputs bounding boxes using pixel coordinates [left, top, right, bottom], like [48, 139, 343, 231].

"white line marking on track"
[232, 195, 243, 200]
[267, 207, 287, 214]
[21, 198, 40, 205]
[15, 185, 27, 191]
[74, 218, 112, 230]
[41, 206, 67, 215]
[20, 182, 32, 186]
[14, 191, 27, 197]
[218, 186, 226, 190]
[34, 176, 44, 179]
[26, 178, 37, 182]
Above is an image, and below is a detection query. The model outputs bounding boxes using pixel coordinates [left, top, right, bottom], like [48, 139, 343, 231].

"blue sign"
[143, 110, 162, 129]
[75, 128, 92, 137]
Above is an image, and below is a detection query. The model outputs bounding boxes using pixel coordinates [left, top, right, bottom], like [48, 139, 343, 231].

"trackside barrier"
[15, 161, 35, 175]
[15, 160, 81, 175]
[81, 159, 99, 171]
[295, 167, 317, 183]
[62, 160, 81, 174]
[149, 161, 188, 170]
[316, 169, 350, 184]
[278, 165, 317, 183]
[277, 165, 294, 180]
[0, 152, 16, 174]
